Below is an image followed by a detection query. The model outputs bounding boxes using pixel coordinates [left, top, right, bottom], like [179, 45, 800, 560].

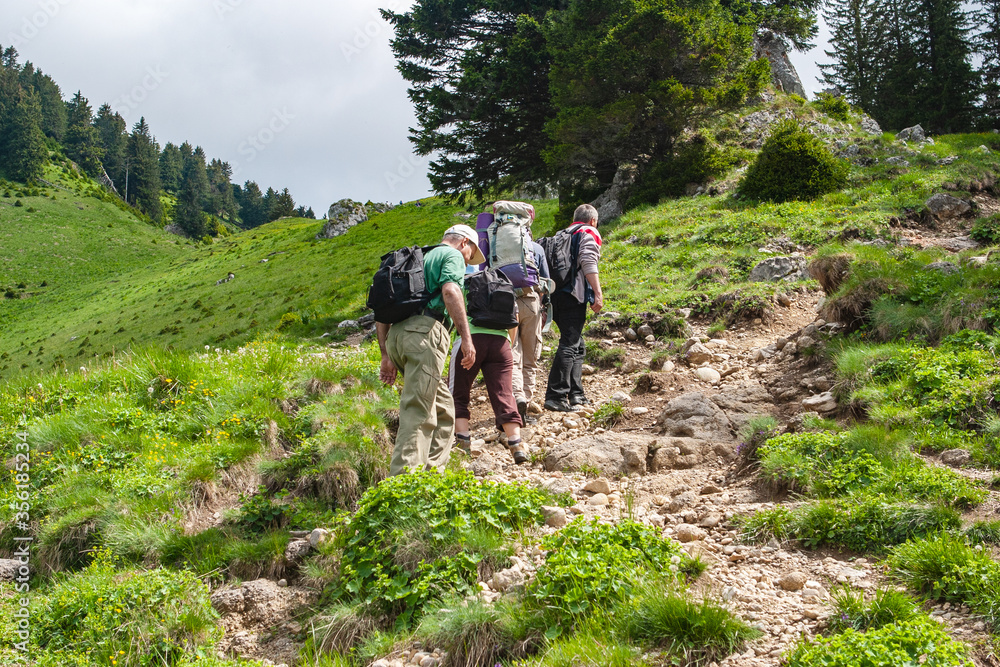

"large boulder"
[924, 193, 972, 220]
[544, 432, 650, 476]
[709, 384, 775, 433]
[753, 30, 806, 97]
[749, 256, 809, 283]
[656, 392, 734, 441]
[316, 199, 368, 239]
[896, 125, 926, 142]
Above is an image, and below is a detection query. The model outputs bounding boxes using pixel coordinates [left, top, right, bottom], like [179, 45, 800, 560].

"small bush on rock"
[811, 92, 852, 122]
[738, 120, 849, 202]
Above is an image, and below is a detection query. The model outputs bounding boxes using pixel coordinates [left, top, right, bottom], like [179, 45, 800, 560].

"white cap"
[444, 224, 486, 266]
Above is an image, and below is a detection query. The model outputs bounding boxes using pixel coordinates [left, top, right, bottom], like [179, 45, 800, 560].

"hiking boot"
[454, 433, 472, 455]
[517, 400, 528, 424]
[509, 443, 529, 465]
[544, 398, 574, 412]
[569, 395, 591, 406]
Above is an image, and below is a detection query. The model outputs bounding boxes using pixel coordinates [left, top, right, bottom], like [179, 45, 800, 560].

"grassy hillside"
[0, 196, 558, 379]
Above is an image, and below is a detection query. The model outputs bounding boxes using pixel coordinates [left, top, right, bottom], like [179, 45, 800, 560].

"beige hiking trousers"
[386, 315, 454, 476]
[512, 292, 543, 405]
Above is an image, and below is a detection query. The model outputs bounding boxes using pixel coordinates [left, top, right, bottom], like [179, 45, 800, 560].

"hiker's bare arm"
[585, 273, 604, 313]
[442, 282, 476, 370]
[376, 322, 397, 385]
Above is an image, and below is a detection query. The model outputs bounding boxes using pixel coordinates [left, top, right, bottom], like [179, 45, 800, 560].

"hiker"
[448, 266, 528, 465]
[512, 241, 551, 425]
[375, 224, 485, 476]
[543, 204, 604, 412]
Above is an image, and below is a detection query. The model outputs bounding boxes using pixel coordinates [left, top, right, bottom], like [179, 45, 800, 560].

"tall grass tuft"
[617, 579, 761, 664]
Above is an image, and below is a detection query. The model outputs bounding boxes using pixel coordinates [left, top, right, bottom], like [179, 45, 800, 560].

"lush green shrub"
[758, 430, 984, 507]
[335, 470, 554, 625]
[827, 587, 920, 634]
[34, 550, 220, 666]
[744, 498, 960, 552]
[738, 120, 849, 202]
[627, 133, 746, 207]
[527, 519, 701, 629]
[785, 618, 973, 666]
[970, 214, 1000, 245]
[811, 92, 852, 122]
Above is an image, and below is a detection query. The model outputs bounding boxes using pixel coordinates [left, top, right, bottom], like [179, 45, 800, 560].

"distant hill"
[0, 165, 557, 378]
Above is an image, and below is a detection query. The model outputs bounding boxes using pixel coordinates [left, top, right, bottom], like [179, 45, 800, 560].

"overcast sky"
[2, 0, 832, 215]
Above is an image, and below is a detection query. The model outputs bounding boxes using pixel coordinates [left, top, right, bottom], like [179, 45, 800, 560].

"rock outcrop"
[753, 30, 806, 98]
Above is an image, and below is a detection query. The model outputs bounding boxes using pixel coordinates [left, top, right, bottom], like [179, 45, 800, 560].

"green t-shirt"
[468, 320, 512, 338]
[423, 245, 466, 316]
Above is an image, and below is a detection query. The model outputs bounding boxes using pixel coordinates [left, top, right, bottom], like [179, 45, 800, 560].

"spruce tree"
[125, 117, 163, 222]
[64, 91, 104, 176]
[0, 90, 47, 182]
[236, 180, 266, 228]
[911, 0, 978, 133]
[27, 68, 65, 141]
[271, 188, 295, 220]
[176, 146, 210, 237]
[263, 186, 278, 222]
[94, 104, 127, 192]
[820, 0, 886, 113]
[206, 158, 237, 219]
[159, 142, 183, 192]
[975, 0, 1000, 128]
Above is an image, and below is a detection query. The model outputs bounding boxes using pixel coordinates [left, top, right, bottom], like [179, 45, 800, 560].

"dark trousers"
[449, 334, 523, 429]
[546, 292, 587, 403]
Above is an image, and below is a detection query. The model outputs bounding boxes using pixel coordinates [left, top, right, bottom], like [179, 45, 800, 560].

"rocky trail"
[211, 213, 1000, 667]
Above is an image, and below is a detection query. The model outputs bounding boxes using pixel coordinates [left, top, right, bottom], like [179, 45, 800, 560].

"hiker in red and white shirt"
[543, 204, 604, 412]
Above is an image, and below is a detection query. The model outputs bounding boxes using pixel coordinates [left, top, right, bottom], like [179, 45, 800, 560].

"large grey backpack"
[486, 200, 539, 289]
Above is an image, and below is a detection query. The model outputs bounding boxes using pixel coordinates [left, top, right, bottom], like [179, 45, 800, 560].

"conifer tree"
[975, 0, 1000, 128]
[94, 104, 127, 191]
[0, 89, 47, 182]
[159, 143, 183, 192]
[235, 180, 267, 228]
[270, 188, 295, 220]
[176, 146, 210, 237]
[206, 158, 237, 220]
[820, 0, 886, 112]
[262, 186, 278, 222]
[911, 0, 978, 133]
[25, 68, 65, 141]
[125, 117, 163, 222]
[65, 91, 104, 176]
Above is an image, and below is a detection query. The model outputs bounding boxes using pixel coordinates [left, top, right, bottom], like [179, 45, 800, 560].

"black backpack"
[367, 245, 440, 324]
[538, 226, 583, 292]
[465, 268, 518, 330]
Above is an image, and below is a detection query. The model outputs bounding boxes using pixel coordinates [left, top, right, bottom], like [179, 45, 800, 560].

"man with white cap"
[376, 224, 486, 475]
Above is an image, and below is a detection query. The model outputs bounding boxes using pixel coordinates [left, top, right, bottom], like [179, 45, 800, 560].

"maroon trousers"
[449, 333, 523, 429]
